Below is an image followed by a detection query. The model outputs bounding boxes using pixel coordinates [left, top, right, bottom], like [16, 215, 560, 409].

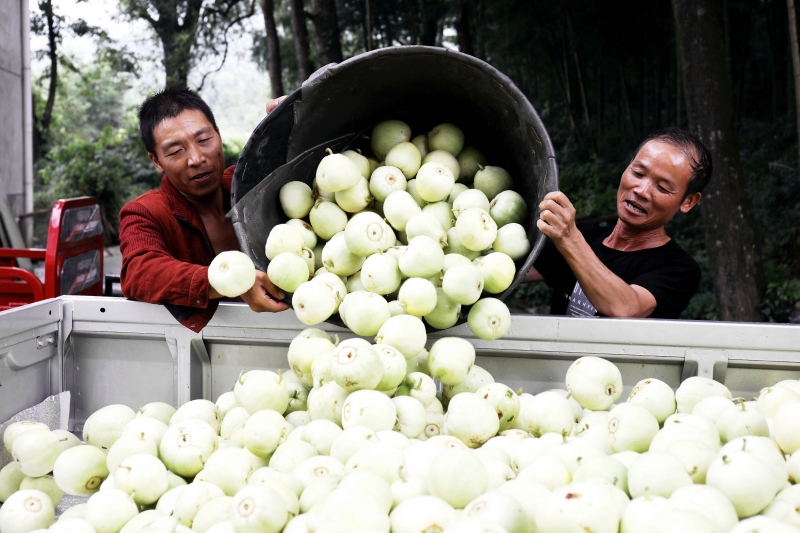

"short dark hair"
[138, 87, 218, 155]
[634, 127, 713, 198]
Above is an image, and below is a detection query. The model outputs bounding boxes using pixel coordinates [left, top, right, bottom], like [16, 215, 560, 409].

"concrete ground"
[104, 245, 123, 296]
[104, 245, 122, 276]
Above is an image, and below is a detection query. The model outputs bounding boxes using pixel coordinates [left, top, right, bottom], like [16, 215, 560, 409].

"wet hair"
[634, 127, 713, 198]
[138, 87, 218, 156]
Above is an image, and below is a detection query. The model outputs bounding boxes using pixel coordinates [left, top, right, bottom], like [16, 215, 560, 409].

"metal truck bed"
[1, 296, 799, 430]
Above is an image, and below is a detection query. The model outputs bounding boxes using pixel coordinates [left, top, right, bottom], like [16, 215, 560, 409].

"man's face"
[148, 109, 225, 200]
[616, 140, 702, 230]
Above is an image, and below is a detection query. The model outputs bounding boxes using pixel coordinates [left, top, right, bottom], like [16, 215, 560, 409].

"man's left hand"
[266, 96, 288, 114]
[537, 191, 579, 246]
[241, 270, 289, 312]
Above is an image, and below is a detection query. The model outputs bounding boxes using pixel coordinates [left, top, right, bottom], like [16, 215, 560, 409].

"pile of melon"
[7, 120, 800, 533]
[211, 120, 530, 341]
[3, 336, 800, 532]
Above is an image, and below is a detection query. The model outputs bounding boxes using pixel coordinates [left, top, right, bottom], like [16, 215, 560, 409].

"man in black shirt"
[526, 128, 711, 319]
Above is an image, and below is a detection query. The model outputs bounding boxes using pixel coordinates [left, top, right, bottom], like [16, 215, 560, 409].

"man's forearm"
[556, 236, 652, 317]
[121, 252, 211, 308]
[536, 191, 657, 318]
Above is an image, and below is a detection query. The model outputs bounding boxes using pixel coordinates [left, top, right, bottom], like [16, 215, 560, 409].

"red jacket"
[119, 166, 236, 332]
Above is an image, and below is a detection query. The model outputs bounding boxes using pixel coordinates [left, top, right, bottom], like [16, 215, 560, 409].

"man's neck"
[183, 186, 226, 218]
[603, 219, 670, 251]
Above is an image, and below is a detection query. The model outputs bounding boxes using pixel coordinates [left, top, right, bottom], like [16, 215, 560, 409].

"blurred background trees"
[29, 0, 800, 322]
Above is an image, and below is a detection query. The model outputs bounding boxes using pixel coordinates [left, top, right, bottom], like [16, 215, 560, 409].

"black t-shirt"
[533, 224, 701, 319]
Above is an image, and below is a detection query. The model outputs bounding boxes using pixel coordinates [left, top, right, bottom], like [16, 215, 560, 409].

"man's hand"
[240, 270, 289, 312]
[537, 191, 579, 246]
[266, 95, 288, 114]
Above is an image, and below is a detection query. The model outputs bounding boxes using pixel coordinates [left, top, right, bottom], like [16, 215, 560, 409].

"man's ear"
[679, 192, 702, 214]
[148, 152, 165, 175]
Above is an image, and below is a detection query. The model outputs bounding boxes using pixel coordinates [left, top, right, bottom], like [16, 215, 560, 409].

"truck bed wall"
[1, 296, 799, 429]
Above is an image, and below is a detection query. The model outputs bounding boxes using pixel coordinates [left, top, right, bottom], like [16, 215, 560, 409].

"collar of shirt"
[159, 167, 235, 233]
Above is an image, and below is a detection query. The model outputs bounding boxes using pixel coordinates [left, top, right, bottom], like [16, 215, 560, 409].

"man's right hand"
[240, 270, 289, 312]
[537, 191, 581, 250]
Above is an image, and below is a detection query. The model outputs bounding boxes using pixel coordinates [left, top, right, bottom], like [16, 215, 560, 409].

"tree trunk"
[364, 0, 372, 51]
[385, 12, 396, 47]
[309, 0, 343, 66]
[596, 62, 602, 132]
[260, 0, 284, 97]
[288, 0, 313, 81]
[40, 0, 58, 134]
[456, 0, 473, 55]
[407, 2, 421, 44]
[620, 63, 635, 135]
[766, 0, 789, 121]
[420, 0, 439, 47]
[672, 0, 765, 321]
[126, 0, 203, 89]
[474, 0, 485, 59]
[543, 30, 579, 140]
[160, 31, 192, 88]
[574, 50, 592, 137]
[675, 27, 683, 128]
[561, 38, 571, 104]
[787, 0, 800, 176]
[32, 97, 44, 162]
[421, 21, 437, 46]
[733, 4, 752, 123]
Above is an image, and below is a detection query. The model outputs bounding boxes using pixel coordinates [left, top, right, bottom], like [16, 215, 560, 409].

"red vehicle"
[0, 197, 104, 311]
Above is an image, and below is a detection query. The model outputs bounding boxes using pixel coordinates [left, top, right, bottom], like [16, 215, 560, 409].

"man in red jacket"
[119, 88, 288, 332]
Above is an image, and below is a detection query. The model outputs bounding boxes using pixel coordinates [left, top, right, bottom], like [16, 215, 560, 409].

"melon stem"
[738, 398, 746, 411]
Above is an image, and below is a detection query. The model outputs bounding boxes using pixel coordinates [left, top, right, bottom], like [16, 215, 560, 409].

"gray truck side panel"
[1, 296, 798, 428]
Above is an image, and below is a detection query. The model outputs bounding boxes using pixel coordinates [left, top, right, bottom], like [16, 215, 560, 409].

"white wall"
[0, 0, 29, 219]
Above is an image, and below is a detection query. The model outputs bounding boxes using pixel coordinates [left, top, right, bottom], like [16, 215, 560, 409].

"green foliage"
[29, 0, 800, 321]
[118, 0, 256, 88]
[742, 120, 800, 270]
[506, 276, 552, 315]
[558, 157, 625, 218]
[34, 49, 160, 243]
[39, 125, 159, 237]
[44, 61, 131, 146]
[224, 141, 243, 167]
[762, 278, 800, 323]
[667, 209, 719, 320]
[739, 117, 800, 321]
[761, 264, 800, 323]
[487, 0, 800, 321]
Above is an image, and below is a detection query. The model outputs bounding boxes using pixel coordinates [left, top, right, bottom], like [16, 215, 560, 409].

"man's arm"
[266, 96, 287, 114]
[120, 203, 214, 308]
[524, 267, 544, 282]
[537, 192, 657, 318]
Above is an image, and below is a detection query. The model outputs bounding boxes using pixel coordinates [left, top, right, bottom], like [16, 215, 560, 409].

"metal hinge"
[36, 332, 57, 349]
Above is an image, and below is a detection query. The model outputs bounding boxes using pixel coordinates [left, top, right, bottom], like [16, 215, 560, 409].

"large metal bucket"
[229, 45, 558, 329]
